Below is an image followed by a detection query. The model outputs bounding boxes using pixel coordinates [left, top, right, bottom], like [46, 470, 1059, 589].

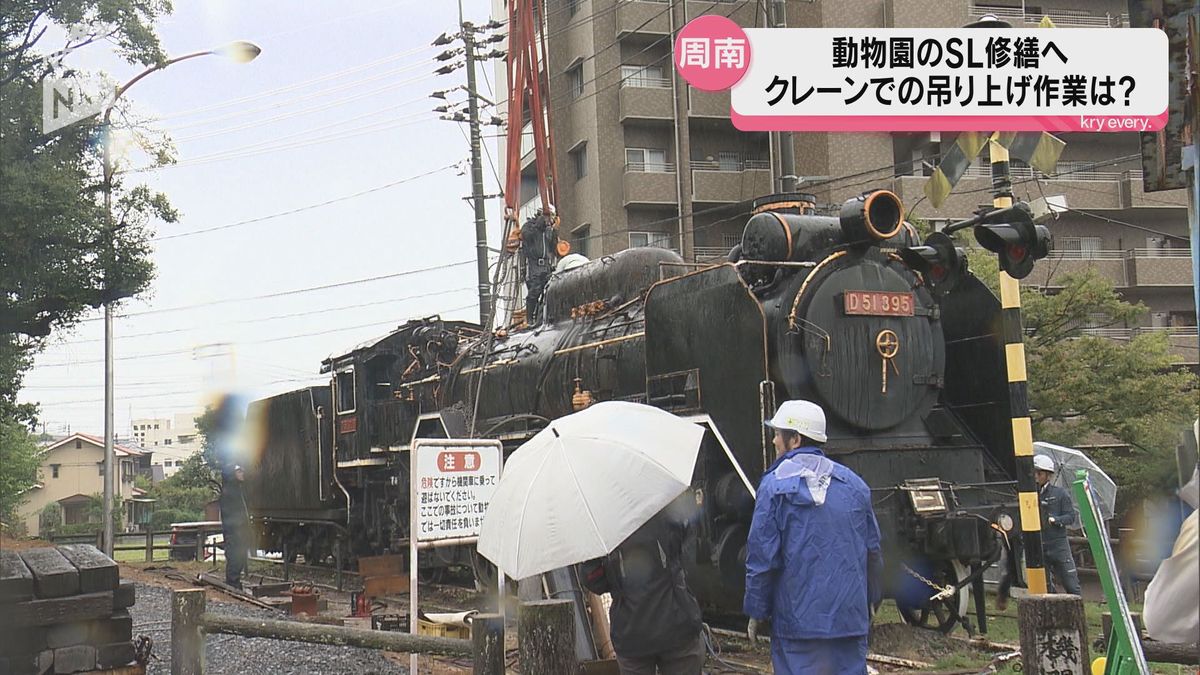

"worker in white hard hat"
[1033, 454, 1081, 595]
[743, 400, 882, 675]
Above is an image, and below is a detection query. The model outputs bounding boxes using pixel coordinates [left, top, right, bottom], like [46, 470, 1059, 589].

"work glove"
[1048, 516, 1058, 527]
[747, 618, 761, 644]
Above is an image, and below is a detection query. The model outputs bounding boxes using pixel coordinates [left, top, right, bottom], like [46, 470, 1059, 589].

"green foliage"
[0, 1, 175, 432]
[967, 250, 1198, 518]
[39, 502, 62, 536]
[149, 507, 189, 531]
[0, 418, 43, 525]
[133, 473, 151, 491]
[163, 451, 219, 493]
[148, 482, 210, 513]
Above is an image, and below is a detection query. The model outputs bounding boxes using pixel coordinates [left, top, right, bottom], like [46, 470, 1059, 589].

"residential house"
[20, 433, 147, 537]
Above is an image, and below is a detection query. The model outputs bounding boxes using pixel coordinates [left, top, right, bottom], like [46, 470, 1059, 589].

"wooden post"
[172, 588, 206, 675]
[1018, 594, 1090, 675]
[145, 529, 154, 562]
[195, 534, 204, 564]
[519, 599, 575, 675]
[282, 543, 290, 581]
[200, 613, 472, 656]
[472, 613, 505, 675]
[335, 542, 344, 592]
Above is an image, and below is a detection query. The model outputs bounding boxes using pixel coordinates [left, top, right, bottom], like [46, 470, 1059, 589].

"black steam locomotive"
[244, 189, 1024, 633]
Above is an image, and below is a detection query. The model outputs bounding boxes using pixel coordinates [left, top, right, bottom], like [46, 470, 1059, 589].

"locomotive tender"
[245, 189, 1024, 632]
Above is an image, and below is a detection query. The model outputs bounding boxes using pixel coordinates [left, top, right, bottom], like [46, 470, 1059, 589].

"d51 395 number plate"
[843, 290, 914, 317]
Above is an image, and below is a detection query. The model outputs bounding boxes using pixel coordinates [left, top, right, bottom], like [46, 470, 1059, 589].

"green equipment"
[1072, 469, 1149, 675]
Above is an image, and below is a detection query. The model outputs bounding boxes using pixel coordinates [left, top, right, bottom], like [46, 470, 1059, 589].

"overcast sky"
[21, 0, 502, 437]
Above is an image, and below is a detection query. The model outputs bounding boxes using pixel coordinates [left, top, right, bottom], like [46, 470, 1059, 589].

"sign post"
[409, 438, 504, 671]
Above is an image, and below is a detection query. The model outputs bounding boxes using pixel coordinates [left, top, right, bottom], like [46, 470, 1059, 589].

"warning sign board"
[412, 439, 502, 543]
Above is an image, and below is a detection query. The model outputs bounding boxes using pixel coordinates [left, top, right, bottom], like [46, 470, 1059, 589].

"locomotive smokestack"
[839, 190, 904, 244]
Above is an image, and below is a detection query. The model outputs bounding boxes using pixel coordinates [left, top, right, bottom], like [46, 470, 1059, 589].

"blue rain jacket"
[744, 446, 883, 641]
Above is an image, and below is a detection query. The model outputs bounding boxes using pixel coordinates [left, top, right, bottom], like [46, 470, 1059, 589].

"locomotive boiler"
[244, 189, 1023, 633]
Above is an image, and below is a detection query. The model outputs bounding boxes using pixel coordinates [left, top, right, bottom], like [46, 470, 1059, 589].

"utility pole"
[462, 21, 492, 326]
[669, 0, 694, 262]
[770, 0, 797, 193]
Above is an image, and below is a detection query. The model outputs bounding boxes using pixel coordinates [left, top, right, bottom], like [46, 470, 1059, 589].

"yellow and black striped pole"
[989, 138, 1048, 596]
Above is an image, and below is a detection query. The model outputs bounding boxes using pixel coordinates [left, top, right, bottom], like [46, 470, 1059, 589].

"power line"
[154, 163, 461, 241]
[152, 44, 439, 122]
[1062, 207, 1190, 242]
[47, 287, 475, 345]
[76, 259, 475, 322]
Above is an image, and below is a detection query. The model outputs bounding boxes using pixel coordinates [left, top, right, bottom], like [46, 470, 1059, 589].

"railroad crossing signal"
[972, 203, 1051, 279]
[899, 231, 968, 293]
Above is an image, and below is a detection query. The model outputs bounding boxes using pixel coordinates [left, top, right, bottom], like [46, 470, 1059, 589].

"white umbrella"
[476, 400, 705, 580]
[1034, 441, 1118, 525]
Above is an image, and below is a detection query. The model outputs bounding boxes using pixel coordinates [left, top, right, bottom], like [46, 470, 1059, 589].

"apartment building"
[132, 412, 203, 478]
[495, 0, 1194, 365]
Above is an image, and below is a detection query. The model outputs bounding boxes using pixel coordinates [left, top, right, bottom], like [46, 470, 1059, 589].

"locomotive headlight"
[997, 513, 1015, 532]
[903, 478, 947, 515]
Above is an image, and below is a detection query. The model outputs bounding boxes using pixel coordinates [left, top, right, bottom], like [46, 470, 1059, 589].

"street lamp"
[101, 40, 260, 556]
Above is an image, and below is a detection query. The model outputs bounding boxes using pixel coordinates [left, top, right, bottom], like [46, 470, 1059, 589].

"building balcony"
[619, 78, 674, 121]
[693, 246, 732, 262]
[1020, 248, 1193, 289]
[967, 2, 1128, 27]
[689, 88, 730, 118]
[623, 163, 678, 206]
[691, 160, 771, 203]
[615, 0, 671, 37]
[1022, 250, 1129, 288]
[687, 0, 756, 26]
[1127, 248, 1194, 287]
[1077, 326, 1199, 365]
[892, 161, 1190, 218]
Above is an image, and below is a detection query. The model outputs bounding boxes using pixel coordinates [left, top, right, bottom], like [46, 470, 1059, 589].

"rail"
[693, 246, 731, 261]
[954, 161, 1141, 182]
[624, 161, 676, 173]
[968, 3, 1127, 27]
[619, 75, 672, 89]
[1130, 247, 1190, 258]
[691, 158, 770, 172]
[1079, 326, 1199, 339]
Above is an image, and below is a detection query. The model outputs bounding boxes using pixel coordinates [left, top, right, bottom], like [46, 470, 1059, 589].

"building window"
[570, 144, 588, 180]
[722, 233, 742, 250]
[620, 64, 667, 88]
[626, 148, 669, 172]
[1059, 236, 1102, 259]
[51, 464, 60, 479]
[76, 439, 82, 449]
[164, 438, 172, 445]
[336, 369, 356, 413]
[567, 63, 584, 100]
[98, 462, 104, 476]
[154, 424, 159, 430]
[573, 224, 592, 258]
[567, 0, 581, 17]
[629, 231, 673, 249]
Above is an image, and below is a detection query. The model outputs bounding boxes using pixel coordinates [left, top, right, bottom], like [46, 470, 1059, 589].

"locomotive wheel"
[896, 560, 970, 634]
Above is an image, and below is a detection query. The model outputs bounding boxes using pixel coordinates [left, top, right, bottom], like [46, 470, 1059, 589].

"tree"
[966, 248, 1197, 517]
[161, 452, 218, 494]
[1, 1, 176, 425]
[0, 418, 42, 528]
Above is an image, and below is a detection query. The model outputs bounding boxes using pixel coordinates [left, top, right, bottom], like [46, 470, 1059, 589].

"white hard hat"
[545, 203, 557, 215]
[765, 400, 827, 443]
[1033, 455, 1056, 472]
[555, 253, 589, 273]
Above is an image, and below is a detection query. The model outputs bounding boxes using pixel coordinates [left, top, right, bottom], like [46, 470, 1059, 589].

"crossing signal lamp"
[900, 231, 968, 293]
[972, 204, 1051, 279]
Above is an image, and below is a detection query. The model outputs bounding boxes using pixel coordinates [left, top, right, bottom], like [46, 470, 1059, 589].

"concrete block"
[90, 611, 131, 645]
[51, 645, 95, 674]
[45, 622, 89, 649]
[113, 580, 135, 610]
[95, 642, 135, 669]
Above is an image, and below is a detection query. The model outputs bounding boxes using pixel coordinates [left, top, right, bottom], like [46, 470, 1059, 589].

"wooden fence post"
[172, 588, 206, 675]
[519, 599, 575, 675]
[1018, 594, 1090, 675]
[145, 530, 154, 562]
[472, 613, 505, 675]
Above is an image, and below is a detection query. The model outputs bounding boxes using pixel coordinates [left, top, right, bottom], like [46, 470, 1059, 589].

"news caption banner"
[408, 438, 503, 651]
[673, 15, 1168, 132]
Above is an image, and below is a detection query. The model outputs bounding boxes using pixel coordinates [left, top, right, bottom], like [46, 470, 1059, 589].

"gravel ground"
[132, 583, 409, 674]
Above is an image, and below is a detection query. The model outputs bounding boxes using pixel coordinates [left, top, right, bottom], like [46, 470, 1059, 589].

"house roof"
[43, 433, 144, 457]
